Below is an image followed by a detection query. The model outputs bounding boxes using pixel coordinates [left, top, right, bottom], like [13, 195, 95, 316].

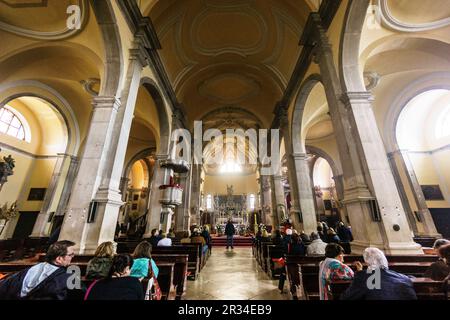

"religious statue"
[226, 185, 234, 197]
[0, 149, 15, 192]
[0, 201, 19, 221]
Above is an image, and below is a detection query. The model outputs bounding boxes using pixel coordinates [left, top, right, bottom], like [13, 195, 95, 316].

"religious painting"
[131, 203, 138, 210]
[133, 194, 139, 201]
[421, 185, 445, 201]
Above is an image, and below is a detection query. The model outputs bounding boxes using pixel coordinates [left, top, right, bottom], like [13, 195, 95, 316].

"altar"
[211, 185, 251, 235]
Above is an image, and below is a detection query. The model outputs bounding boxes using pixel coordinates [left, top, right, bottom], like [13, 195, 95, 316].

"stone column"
[30, 153, 74, 238]
[388, 150, 440, 237]
[259, 175, 274, 228]
[189, 164, 202, 226]
[174, 170, 192, 232]
[306, 13, 421, 254]
[277, 108, 304, 231]
[292, 152, 317, 234]
[143, 154, 170, 237]
[271, 175, 286, 227]
[54, 156, 79, 217]
[332, 174, 349, 225]
[59, 43, 147, 254]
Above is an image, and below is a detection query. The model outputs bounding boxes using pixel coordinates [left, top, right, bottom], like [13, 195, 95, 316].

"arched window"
[206, 194, 212, 210]
[249, 194, 255, 210]
[436, 105, 450, 139]
[0, 105, 31, 142]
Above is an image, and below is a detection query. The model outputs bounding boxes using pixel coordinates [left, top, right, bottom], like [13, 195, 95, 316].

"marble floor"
[184, 247, 290, 300]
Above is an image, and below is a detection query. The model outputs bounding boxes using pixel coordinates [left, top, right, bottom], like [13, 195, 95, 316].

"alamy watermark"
[66, 5, 82, 30]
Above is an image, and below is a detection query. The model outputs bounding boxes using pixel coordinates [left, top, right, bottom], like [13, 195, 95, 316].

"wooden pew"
[284, 254, 436, 300]
[0, 261, 177, 300]
[151, 245, 201, 280]
[329, 278, 448, 300]
[0, 240, 25, 262]
[267, 246, 284, 279]
[67, 253, 189, 300]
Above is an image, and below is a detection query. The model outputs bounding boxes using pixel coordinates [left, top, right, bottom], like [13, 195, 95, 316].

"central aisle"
[184, 247, 290, 300]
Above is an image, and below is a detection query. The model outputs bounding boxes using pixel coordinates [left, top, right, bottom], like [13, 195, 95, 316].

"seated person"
[130, 241, 159, 279]
[191, 229, 208, 255]
[157, 232, 172, 247]
[0, 240, 76, 300]
[180, 231, 192, 244]
[272, 230, 283, 246]
[300, 231, 310, 243]
[85, 254, 144, 300]
[326, 228, 341, 244]
[261, 229, 271, 242]
[85, 241, 116, 280]
[307, 232, 327, 256]
[167, 228, 176, 239]
[319, 243, 354, 300]
[148, 229, 161, 248]
[424, 239, 450, 281]
[288, 233, 306, 256]
[341, 247, 417, 300]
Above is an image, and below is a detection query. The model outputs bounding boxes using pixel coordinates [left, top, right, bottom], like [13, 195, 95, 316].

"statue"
[226, 185, 234, 197]
[0, 149, 15, 191]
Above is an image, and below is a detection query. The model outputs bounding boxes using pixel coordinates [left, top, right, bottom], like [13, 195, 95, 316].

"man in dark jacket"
[0, 240, 76, 300]
[225, 219, 235, 249]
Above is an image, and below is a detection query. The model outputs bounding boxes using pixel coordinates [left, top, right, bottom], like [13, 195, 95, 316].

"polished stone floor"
[184, 247, 290, 300]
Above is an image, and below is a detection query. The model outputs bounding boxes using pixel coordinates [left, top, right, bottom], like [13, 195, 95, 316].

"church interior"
[0, 0, 450, 301]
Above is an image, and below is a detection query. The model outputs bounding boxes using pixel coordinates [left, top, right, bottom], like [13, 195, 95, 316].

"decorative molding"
[198, 73, 261, 104]
[0, 141, 58, 159]
[364, 71, 381, 90]
[190, 1, 269, 57]
[0, 0, 88, 40]
[377, 0, 450, 33]
[80, 78, 100, 96]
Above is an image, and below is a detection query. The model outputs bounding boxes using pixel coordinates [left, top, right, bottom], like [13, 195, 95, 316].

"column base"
[414, 232, 442, 238]
[350, 240, 423, 255]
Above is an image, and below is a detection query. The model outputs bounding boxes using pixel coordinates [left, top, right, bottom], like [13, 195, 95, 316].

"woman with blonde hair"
[85, 241, 116, 280]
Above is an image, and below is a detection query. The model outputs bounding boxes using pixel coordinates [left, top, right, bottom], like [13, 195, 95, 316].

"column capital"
[341, 92, 374, 105]
[92, 96, 121, 111]
[292, 152, 308, 160]
[155, 153, 170, 161]
[129, 38, 149, 67]
[273, 175, 283, 181]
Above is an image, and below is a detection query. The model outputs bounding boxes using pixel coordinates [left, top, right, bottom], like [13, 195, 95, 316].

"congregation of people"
[0, 224, 214, 300]
[255, 220, 450, 300]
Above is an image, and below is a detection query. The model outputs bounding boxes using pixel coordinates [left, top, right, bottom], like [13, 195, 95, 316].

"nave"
[185, 247, 288, 300]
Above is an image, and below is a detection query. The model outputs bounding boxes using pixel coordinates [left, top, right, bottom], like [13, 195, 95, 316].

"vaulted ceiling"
[141, 0, 313, 129]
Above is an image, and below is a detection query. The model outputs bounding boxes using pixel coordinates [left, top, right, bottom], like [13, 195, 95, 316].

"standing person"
[0, 240, 76, 300]
[85, 254, 144, 300]
[225, 219, 236, 249]
[85, 241, 116, 280]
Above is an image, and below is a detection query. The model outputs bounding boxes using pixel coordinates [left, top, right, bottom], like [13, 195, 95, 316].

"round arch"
[291, 74, 323, 154]
[140, 78, 171, 155]
[0, 80, 80, 155]
[383, 72, 450, 153]
[339, 0, 371, 92]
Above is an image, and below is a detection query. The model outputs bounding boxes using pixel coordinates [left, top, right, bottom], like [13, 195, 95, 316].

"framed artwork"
[27, 188, 46, 201]
[131, 203, 138, 210]
[133, 194, 139, 201]
[421, 185, 445, 201]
